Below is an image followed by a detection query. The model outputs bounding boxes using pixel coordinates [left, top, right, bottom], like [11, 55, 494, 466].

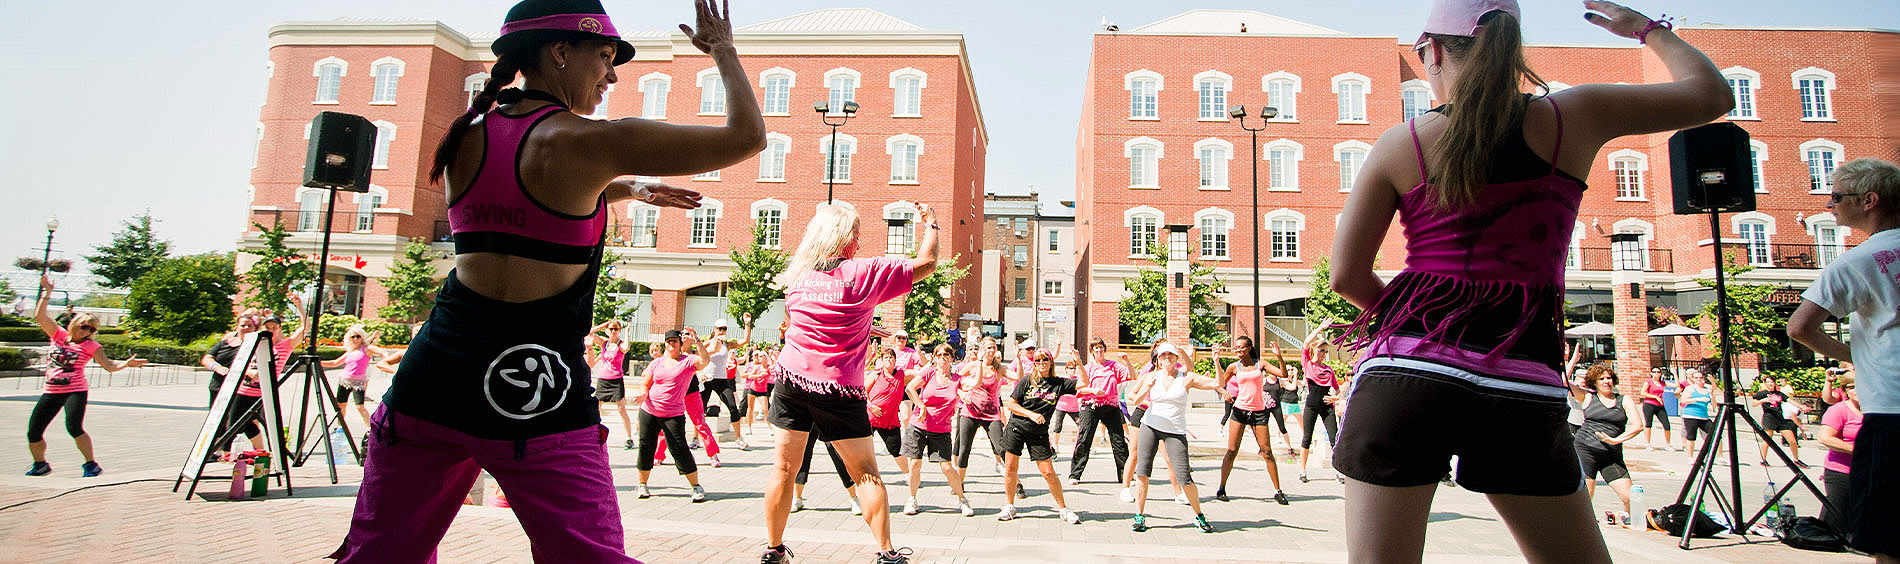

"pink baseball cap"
[1419, 0, 1520, 42]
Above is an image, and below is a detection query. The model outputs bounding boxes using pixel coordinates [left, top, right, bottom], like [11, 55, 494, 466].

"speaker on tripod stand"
[1666, 122, 1835, 548]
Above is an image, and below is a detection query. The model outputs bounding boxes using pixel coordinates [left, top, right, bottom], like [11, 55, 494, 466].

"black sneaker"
[873, 547, 913, 564]
[1215, 488, 1229, 502]
[1195, 513, 1214, 533]
[24, 461, 51, 476]
[625, 439, 637, 451]
[760, 544, 793, 564]
[1273, 491, 1290, 505]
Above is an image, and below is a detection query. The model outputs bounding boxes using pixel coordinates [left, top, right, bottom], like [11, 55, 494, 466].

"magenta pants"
[329, 406, 638, 564]
[655, 391, 720, 462]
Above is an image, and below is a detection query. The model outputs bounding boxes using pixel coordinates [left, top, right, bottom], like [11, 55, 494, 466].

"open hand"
[679, 0, 734, 55]
[1583, 1, 1654, 39]
[614, 178, 703, 210]
[40, 275, 53, 293]
[126, 355, 148, 369]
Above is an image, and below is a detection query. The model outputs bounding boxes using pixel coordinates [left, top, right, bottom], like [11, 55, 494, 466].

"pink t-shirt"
[775, 257, 915, 396]
[744, 364, 771, 393]
[894, 348, 922, 372]
[958, 367, 1003, 421]
[1079, 360, 1128, 407]
[867, 367, 907, 429]
[271, 339, 298, 380]
[592, 342, 625, 380]
[1055, 370, 1080, 413]
[43, 328, 100, 394]
[641, 355, 699, 418]
[342, 349, 372, 382]
[1821, 402, 1862, 474]
[1302, 349, 1337, 388]
[1643, 379, 1666, 407]
[912, 368, 958, 433]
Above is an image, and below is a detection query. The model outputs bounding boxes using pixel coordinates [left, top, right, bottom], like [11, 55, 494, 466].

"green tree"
[0, 279, 14, 304]
[240, 221, 315, 313]
[1116, 244, 1227, 346]
[124, 254, 238, 343]
[727, 224, 789, 331]
[593, 250, 638, 325]
[378, 238, 442, 323]
[1692, 254, 1786, 363]
[83, 211, 173, 289]
[1302, 256, 1362, 328]
[906, 253, 970, 341]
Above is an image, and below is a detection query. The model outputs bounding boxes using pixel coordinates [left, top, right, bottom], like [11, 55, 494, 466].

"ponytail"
[430, 56, 524, 185]
[1427, 11, 1546, 210]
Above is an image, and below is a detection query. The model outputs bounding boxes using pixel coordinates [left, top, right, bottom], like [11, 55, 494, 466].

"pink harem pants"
[655, 390, 721, 462]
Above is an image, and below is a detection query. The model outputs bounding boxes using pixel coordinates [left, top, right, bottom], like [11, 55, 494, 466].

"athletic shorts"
[873, 426, 903, 458]
[1846, 414, 1900, 557]
[335, 384, 367, 405]
[1000, 418, 1056, 461]
[1682, 417, 1714, 442]
[1228, 405, 1275, 427]
[1334, 358, 1581, 497]
[1282, 401, 1302, 415]
[767, 378, 872, 441]
[747, 387, 771, 398]
[594, 378, 625, 403]
[1641, 403, 1671, 431]
[1762, 414, 1798, 433]
[1575, 446, 1630, 483]
[901, 425, 953, 462]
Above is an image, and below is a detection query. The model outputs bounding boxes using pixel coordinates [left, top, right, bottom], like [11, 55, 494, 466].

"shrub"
[95, 334, 210, 365]
[0, 327, 48, 342]
[123, 254, 237, 344]
[1760, 366, 1826, 396]
[0, 314, 32, 328]
[313, 315, 412, 347]
[0, 347, 25, 370]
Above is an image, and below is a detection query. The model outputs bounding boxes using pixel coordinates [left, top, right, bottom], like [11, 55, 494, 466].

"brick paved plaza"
[0, 371, 1859, 563]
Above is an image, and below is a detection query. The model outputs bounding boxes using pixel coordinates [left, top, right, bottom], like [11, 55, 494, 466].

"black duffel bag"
[1777, 516, 1847, 552]
[1649, 503, 1725, 538]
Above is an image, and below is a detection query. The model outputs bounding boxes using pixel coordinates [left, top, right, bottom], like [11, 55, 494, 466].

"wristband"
[630, 181, 660, 202]
[1634, 15, 1674, 44]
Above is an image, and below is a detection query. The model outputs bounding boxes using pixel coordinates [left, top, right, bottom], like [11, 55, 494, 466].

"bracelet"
[1634, 15, 1674, 44]
[926, 223, 941, 230]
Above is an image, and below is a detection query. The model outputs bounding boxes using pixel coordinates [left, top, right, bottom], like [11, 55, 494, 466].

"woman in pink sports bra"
[320, 324, 388, 434]
[1327, 1, 1731, 561]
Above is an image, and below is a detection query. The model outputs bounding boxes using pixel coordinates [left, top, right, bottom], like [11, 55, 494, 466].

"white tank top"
[1143, 371, 1193, 435]
[700, 339, 731, 379]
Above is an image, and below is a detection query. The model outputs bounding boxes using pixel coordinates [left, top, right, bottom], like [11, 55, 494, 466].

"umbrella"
[1564, 321, 1615, 337]
[1648, 324, 1704, 337]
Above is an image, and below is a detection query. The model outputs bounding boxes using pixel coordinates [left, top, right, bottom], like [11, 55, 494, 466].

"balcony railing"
[257, 209, 384, 234]
[1570, 246, 1674, 272]
[1718, 242, 1835, 269]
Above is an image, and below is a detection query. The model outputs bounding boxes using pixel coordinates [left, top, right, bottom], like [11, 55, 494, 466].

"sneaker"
[1118, 486, 1134, 503]
[997, 504, 1018, 521]
[1016, 483, 1028, 498]
[710, 455, 722, 468]
[792, 497, 807, 512]
[903, 498, 919, 515]
[24, 461, 51, 477]
[1065, 477, 1081, 486]
[993, 461, 1005, 476]
[1273, 491, 1290, 506]
[1335, 475, 1346, 484]
[81, 461, 102, 478]
[735, 437, 750, 451]
[1195, 513, 1214, 533]
[873, 548, 913, 564]
[759, 544, 793, 564]
[625, 439, 637, 451]
[1175, 492, 1189, 505]
[1215, 488, 1230, 502]
[636, 484, 651, 499]
[691, 485, 708, 503]
[1298, 472, 1309, 484]
[1132, 514, 1148, 532]
[1794, 460, 1812, 470]
[1758, 459, 1772, 467]
[1059, 507, 1081, 525]
[850, 496, 863, 515]
[690, 438, 703, 450]
[958, 497, 975, 517]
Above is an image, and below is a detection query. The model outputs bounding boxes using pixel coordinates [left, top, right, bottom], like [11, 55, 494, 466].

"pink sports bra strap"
[1547, 97, 1565, 176]
[1408, 119, 1429, 181]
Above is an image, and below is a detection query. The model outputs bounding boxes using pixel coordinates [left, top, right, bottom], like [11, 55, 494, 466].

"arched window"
[1331, 72, 1370, 123]
[886, 134, 924, 184]
[1613, 219, 1654, 270]
[1194, 138, 1233, 190]
[697, 68, 726, 115]
[1125, 137, 1163, 188]
[689, 197, 723, 247]
[1792, 67, 1836, 121]
[639, 72, 670, 119]
[1194, 70, 1232, 121]
[371, 121, 396, 170]
[890, 68, 927, 117]
[1608, 149, 1648, 200]
[1264, 139, 1304, 191]
[590, 83, 614, 119]
[1262, 71, 1300, 121]
[1334, 140, 1372, 192]
[464, 72, 490, 108]
[1805, 213, 1851, 266]
[370, 57, 404, 104]
[627, 202, 659, 247]
[1400, 79, 1433, 120]
[1125, 70, 1162, 120]
[758, 67, 795, 115]
[883, 202, 920, 255]
[751, 199, 788, 249]
[824, 68, 861, 115]
[1801, 139, 1844, 193]
[1567, 221, 1587, 269]
[758, 133, 791, 181]
[1265, 209, 1306, 261]
[1731, 212, 1776, 266]
[819, 132, 858, 183]
[1124, 206, 1163, 257]
[354, 186, 388, 233]
[1722, 66, 1760, 120]
[312, 57, 347, 104]
[1194, 208, 1235, 259]
[1749, 140, 1769, 193]
[297, 189, 326, 231]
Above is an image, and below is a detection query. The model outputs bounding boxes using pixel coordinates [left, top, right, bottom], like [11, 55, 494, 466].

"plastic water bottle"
[1631, 485, 1645, 512]
[1763, 480, 1780, 529]
[1779, 500, 1796, 526]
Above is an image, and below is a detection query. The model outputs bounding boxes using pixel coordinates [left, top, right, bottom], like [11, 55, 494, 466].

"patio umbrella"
[1648, 323, 1705, 375]
[1564, 321, 1615, 337]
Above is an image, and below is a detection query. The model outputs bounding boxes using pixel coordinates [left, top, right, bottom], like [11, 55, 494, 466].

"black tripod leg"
[1736, 411, 1837, 526]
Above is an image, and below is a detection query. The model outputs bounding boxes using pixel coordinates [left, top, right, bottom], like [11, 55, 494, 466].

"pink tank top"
[447, 105, 607, 264]
[1230, 364, 1270, 412]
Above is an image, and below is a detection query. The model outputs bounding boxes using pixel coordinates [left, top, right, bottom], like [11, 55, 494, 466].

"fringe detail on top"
[1335, 270, 1561, 366]
[771, 365, 868, 400]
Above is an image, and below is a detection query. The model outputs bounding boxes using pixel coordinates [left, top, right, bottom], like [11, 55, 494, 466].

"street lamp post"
[37, 217, 59, 302]
[1228, 106, 1278, 348]
[814, 100, 860, 204]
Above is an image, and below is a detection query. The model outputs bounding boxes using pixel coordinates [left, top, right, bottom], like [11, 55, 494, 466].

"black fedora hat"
[493, 0, 635, 65]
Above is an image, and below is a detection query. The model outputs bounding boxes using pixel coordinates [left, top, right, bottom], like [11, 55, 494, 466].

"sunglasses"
[1829, 192, 1863, 203]
[1034, 359, 1053, 364]
[77, 325, 97, 331]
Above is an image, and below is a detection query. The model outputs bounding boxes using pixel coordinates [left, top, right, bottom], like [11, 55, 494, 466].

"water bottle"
[1779, 500, 1795, 527]
[1763, 480, 1779, 529]
[1631, 485, 1645, 513]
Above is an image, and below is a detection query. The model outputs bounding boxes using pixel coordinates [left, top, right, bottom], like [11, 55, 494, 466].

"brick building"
[243, 9, 989, 340]
[1074, 10, 1899, 381]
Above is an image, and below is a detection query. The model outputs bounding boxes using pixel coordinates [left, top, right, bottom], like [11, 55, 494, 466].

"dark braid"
[429, 56, 523, 184]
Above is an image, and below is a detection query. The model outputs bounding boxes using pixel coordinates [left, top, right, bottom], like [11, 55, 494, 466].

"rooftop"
[1126, 10, 1346, 36]
[739, 8, 926, 33]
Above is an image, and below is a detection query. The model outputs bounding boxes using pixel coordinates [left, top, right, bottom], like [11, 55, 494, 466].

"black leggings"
[216, 394, 263, 445]
[795, 430, 854, 488]
[1267, 405, 1290, 435]
[1301, 382, 1339, 450]
[1642, 403, 1672, 431]
[1068, 404, 1130, 481]
[26, 392, 88, 443]
[636, 410, 697, 475]
[953, 414, 1005, 469]
[702, 379, 743, 423]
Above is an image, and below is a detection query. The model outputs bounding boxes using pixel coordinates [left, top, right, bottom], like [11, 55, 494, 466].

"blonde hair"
[776, 204, 861, 288]
[344, 324, 371, 351]
[1834, 157, 1900, 215]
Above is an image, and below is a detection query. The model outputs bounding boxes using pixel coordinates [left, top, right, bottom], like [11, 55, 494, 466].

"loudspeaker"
[303, 111, 375, 192]
[1670, 122, 1756, 214]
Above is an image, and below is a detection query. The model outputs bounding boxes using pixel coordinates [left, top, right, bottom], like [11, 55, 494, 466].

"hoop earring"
[1427, 63, 1442, 76]
[558, 62, 567, 70]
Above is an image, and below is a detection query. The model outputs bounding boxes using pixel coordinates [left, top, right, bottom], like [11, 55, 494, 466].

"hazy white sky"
[1, 0, 1893, 276]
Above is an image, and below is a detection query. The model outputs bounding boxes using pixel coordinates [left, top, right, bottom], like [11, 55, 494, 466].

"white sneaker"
[958, 497, 975, 517]
[710, 455, 722, 468]
[792, 497, 806, 512]
[996, 504, 1018, 521]
[1065, 477, 1081, 487]
[691, 485, 707, 503]
[635, 484, 651, 499]
[1059, 507, 1081, 524]
[1119, 487, 1134, 503]
[903, 498, 920, 515]
[850, 497, 863, 515]
[994, 461, 1005, 476]
[1175, 492, 1190, 505]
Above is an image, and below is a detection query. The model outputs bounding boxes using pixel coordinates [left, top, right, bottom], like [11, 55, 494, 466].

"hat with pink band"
[1419, 0, 1520, 42]
[493, 0, 636, 65]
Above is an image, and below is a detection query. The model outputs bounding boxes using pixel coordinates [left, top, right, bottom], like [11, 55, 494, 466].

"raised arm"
[32, 276, 59, 339]
[683, 327, 711, 371]
[909, 203, 940, 283]
[92, 352, 147, 373]
[1562, 2, 1734, 146]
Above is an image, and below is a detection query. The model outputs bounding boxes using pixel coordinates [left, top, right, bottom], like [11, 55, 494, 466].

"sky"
[1, 0, 1894, 281]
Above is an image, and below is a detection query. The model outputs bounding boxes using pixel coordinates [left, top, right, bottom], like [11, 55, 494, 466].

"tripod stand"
[282, 351, 359, 482]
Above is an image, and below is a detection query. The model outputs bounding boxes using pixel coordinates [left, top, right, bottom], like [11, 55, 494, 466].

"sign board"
[1036, 307, 1067, 323]
[176, 332, 290, 498]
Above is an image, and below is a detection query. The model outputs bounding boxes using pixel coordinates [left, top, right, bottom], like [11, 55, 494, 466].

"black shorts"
[1575, 446, 1630, 483]
[1762, 414, 1798, 433]
[1334, 358, 1581, 496]
[1228, 404, 1275, 427]
[1846, 413, 1900, 557]
[747, 387, 771, 398]
[334, 384, 367, 405]
[1682, 417, 1714, 442]
[873, 425, 903, 458]
[1001, 418, 1056, 461]
[1641, 403, 1671, 430]
[595, 378, 625, 402]
[767, 379, 872, 441]
[901, 425, 954, 462]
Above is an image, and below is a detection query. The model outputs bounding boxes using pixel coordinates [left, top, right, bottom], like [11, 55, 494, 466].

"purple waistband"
[500, 13, 620, 39]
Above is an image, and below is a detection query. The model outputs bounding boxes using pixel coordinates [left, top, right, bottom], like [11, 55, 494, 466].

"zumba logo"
[578, 17, 602, 33]
[483, 344, 572, 420]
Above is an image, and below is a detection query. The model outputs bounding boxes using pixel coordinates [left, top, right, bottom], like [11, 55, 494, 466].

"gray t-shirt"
[1802, 228, 1900, 414]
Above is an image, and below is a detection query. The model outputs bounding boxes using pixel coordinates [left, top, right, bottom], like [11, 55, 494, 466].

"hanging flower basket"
[14, 257, 73, 273]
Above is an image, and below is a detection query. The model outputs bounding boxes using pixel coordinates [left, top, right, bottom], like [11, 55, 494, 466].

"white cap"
[714, 319, 729, 328]
[1153, 343, 1182, 359]
[894, 329, 909, 337]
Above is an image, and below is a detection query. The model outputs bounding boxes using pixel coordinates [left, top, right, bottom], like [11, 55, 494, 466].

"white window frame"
[1613, 218, 1655, 270]
[1731, 212, 1777, 266]
[758, 67, 795, 116]
[886, 134, 924, 185]
[1608, 149, 1649, 201]
[1124, 137, 1163, 189]
[1124, 206, 1163, 258]
[296, 188, 327, 231]
[1805, 212, 1852, 267]
[1124, 69, 1163, 121]
[1334, 140, 1372, 193]
[1567, 221, 1587, 270]
[262, 60, 274, 107]
[884, 202, 920, 255]
[252, 123, 265, 169]
[1193, 70, 1232, 121]
[693, 169, 720, 181]
[464, 72, 490, 108]
[1261, 72, 1300, 122]
[639, 73, 671, 119]
[818, 132, 858, 183]
[696, 67, 727, 116]
[1722, 66, 1760, 120]
[627, 203, 660, 248]
[751, 199, 788, 249]
[1264, 139, 1304, 192]
[312, 56, 347, 105]
[1331, 72, 1370, 124]
[352, 186, 388, 233]
[1749, 140, 1769, 193]
[1791, 67, 1837, 122]
[824, 68, 861, 116]
[1043, 279, 1063, 297]
[889, 68, 927, 118]
[688, 197, 723, 248]
[1047, 228, 1061, 253]
[1194, 138, 1233, 191]
[1194, 208, 1235, 260]
[369, 57, 404, 105]
[1800, 139, 1844, 194]
[371, 120, 396, 170]
[1265, 208, 1307, 262]
[758, 133, 791, 182]
[589, 83, 614, 119]
[1399, 79, 1434, 121]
